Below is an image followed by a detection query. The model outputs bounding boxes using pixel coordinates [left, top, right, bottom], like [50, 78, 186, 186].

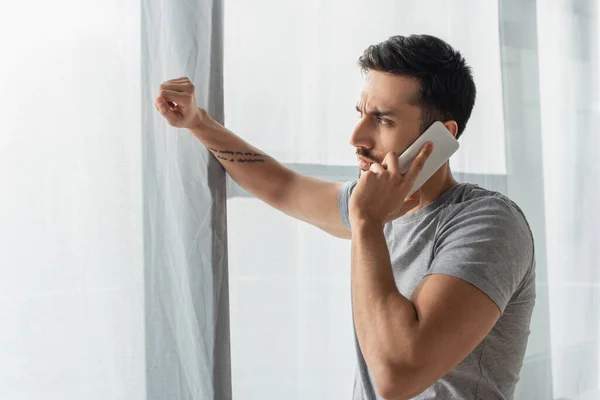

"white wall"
[0, 1, 145, 398]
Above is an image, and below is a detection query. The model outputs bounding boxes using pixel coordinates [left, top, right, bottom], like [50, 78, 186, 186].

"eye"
[376, 116, 387, 125]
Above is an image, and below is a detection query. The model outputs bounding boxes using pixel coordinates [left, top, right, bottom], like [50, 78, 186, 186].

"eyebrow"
[355, 104, 397, 117]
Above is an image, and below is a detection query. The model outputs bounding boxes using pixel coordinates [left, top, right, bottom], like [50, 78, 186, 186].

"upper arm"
[412, 198, 533, 370]
[388, 198, 533, 397]
[277, 172, 351, 239]
[400, 274, 500, 396]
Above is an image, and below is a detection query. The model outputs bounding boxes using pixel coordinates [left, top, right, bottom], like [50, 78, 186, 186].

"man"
[155, 34, 535, 400]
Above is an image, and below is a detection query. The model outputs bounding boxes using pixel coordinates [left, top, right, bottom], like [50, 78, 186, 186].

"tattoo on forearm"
[208, 147, 269, 163]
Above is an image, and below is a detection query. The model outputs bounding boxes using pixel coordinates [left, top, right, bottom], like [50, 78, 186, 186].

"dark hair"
[358, 34, 476, 139]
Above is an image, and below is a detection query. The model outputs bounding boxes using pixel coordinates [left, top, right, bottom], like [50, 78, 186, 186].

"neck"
[406, 163, 457, 215]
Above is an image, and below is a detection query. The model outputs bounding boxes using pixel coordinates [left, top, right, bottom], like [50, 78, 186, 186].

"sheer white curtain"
[142, 0, 230, 398]
[0, 1, 145, 399]
[536, 0, 600, 398]
[225, 0, 600, 399]
[0, 0, 230, 399]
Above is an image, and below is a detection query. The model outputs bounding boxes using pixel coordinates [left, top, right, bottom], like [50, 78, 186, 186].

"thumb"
[156, 97, 173, 116]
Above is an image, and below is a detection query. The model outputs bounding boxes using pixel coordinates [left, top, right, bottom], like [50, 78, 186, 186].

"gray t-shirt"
[338, 181, 536, 400]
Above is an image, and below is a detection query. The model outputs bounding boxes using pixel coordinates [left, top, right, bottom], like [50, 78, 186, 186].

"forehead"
[359, 70, 421, 110]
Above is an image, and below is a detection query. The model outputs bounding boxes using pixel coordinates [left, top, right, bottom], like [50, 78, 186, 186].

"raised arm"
[155, 77, 350, 239]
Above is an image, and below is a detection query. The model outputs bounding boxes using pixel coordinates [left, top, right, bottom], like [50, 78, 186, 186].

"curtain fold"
[498, 1, 553, 398]
[142, 0, 230, 399]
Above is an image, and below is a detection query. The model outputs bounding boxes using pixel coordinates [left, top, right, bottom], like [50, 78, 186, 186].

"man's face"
[352, 71, 423, 172]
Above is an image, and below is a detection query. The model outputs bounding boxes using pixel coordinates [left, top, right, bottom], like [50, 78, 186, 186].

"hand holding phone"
[398, 121, 460, 196]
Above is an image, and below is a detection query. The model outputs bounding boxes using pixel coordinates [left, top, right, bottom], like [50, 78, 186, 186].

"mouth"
[357, 156, 375, 171]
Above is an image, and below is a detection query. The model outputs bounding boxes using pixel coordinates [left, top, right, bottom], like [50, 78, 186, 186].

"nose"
[349, 117, 375, 150]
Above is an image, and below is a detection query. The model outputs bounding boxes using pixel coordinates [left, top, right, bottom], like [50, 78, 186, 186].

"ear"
[443, 121, 459, 138]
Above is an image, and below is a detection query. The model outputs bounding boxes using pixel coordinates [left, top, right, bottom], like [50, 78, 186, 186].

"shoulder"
[430, 184, 536, 312]
[437, 183, 534, 253]
[442, 184, 530, 229]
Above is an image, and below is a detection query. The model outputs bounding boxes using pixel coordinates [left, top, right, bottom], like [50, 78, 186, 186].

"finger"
[160, 81, 194, 92]
[157, 89, 190, 105]
[156, 96, 182, 116]
[166, 76, 191, 83]
[369, 162, 386, 173]
[404, 142, 433, 182]
[381, 151, 399, 174]
[155, 97, 173, 115]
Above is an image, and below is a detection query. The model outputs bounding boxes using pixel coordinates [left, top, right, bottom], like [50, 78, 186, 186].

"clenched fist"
[155, 77, 204, 130]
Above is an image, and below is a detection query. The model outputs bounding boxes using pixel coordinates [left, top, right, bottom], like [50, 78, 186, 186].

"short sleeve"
[427, 197, 534, 313]
[338, 180, 358, 231]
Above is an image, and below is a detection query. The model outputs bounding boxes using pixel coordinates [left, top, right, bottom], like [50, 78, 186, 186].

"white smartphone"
[398, 121, 460, 197]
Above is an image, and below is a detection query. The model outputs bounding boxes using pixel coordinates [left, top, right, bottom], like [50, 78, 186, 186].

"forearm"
[190, 114, 293, 206]
[351, 219, 420, 386]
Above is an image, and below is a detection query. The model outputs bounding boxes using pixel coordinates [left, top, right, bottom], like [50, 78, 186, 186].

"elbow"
[373, 362, 426, 400]
[370, 326, 433, 399]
